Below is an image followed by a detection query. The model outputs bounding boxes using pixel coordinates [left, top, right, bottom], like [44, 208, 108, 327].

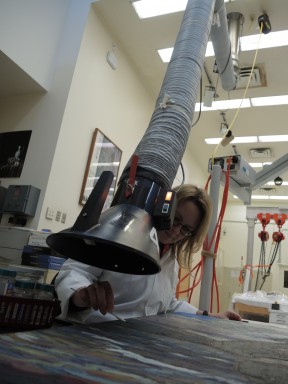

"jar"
[35, 283, 55, 300]
[14, 280, 35, 298]
[0, 268, 17, 296]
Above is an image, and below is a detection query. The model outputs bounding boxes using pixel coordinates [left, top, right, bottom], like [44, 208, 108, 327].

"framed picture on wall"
[0, 130, 32, 178]
[79, 128, 122, 209]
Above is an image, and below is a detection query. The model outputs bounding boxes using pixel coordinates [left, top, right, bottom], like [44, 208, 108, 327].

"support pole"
[243, 218, 256, 293]
[199, 165, 222, 311]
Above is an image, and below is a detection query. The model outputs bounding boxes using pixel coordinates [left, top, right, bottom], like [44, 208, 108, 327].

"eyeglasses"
[172, 217, 193, 237]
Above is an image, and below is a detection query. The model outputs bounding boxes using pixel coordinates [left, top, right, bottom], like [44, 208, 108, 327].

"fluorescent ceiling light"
[232, 136, 258, 144]
[234, 194, 288, 201]
[270, 196, 288, 200]
[204, 138, 222, 145]
[251, 195, 270, 200]
[267, 181, 288, 186]
[133, 0, 233, 19]
[158, 48, 173, 63]
[132, 0, 188, 19]
[194, 95, 288, 111]
[195, 98, 250, 112]
[249, 162, 272, 168]
[251, 95, 288, 107]
[205, 134, 288, 145]
[158, 30, 288, 61]
[204, 136, 257, 144]
[241, 30, 288, 51]
[259, 135, 288, 142]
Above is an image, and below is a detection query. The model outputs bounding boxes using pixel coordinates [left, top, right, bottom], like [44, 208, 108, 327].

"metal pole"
[243, 218, 256, 292]
[199, 165, 222, 311]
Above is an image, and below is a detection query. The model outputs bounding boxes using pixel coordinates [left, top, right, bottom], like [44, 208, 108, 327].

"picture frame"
[0, 130, 32, 178]
[79, 129, 122, 209]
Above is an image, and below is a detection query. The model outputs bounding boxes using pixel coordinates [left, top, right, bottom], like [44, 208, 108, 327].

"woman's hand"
[210, 310, 241, 321]
[71, 281, 114, 315]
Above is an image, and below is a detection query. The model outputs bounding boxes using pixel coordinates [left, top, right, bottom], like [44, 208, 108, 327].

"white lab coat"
[55, 248, 199, 324]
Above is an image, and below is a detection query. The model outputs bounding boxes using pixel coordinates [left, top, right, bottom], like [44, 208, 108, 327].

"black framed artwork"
[0, 130, 32, 178]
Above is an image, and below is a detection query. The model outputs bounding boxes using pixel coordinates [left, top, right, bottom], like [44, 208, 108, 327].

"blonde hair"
[172, 184, 212, 269]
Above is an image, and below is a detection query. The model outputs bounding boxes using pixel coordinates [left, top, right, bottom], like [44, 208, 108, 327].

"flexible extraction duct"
[120, 0, 235, 189]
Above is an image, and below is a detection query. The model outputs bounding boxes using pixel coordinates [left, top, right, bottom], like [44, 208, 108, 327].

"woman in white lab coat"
[55, 184, 241, 324]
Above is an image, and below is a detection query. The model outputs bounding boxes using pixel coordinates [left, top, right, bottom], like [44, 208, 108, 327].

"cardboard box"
[234, 302, 269, 322]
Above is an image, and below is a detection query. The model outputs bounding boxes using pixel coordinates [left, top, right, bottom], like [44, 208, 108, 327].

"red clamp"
[273, 213, 287, 229]
[257, 213, 271, 228]
[125, 154, 139, 198]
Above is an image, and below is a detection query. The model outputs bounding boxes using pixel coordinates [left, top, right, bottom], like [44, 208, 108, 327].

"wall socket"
[55, 210, 61, 222]
[61, 212, 67, 224]
[46, 207, 55, 220]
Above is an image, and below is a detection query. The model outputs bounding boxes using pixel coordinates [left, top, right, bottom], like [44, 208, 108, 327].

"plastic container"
[14, 280, 35, 298]
[0, 295, 61, 329]
[16, 270, 43, 284]
[0, 268, 17, 296]
[35, 283, 55, 300]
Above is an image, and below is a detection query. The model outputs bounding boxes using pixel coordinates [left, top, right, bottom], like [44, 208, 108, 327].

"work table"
[0, 312, 287, 383]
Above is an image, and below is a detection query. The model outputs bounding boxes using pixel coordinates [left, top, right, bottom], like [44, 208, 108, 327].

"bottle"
[35, 283, 55, 300]
[0, 268, 17, 296]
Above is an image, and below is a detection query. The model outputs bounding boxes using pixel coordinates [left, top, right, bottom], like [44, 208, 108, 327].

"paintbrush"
[70, 288, 126, 322]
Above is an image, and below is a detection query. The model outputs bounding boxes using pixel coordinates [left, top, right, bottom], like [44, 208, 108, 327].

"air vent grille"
[236, 65, 266, 89]
[249, 148, 272, 159]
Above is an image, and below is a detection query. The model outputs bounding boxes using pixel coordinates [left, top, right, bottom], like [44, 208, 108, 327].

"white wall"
[0, 0, 71, 89]
[0, 0, 93, 228]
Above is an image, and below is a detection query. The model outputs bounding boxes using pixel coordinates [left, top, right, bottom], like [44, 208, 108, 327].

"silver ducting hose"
[120, 0, 234, 189]
[211, 0, 237, 91]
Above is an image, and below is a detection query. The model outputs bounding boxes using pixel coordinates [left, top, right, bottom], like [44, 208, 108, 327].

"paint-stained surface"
[0, 313, 288, 383]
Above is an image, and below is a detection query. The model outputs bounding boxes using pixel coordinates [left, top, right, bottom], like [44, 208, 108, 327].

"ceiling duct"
[249, 148, 272, 159]
[227, 12, 244, 75]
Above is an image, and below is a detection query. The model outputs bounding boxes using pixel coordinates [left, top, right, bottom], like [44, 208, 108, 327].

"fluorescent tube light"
[158, 48, 174, 62]
[249, 162, 272, 168]
[232, 136, 258, 144]
[267, 181, 288, 186]
[133, 0, 232, 19]
[241, 30, 288, 51]
[251, 95, 288, 107]
[195, 99, 250, 112]
[270, 196, 288, 200]
[259, 135, 288, 142]
[193, 95, 288, 111]
[132, 0, 188, 19]
[234, 195, 288, 201]
[204, 136, 257, 145]
[205, 135, 288, 145]
[204, 138, 222, 145]
[251, 195, 270, 200]
[159, 30, 288, 61]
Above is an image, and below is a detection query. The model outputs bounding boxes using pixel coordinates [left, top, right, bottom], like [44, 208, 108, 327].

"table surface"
[0, 312, 288, 383]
